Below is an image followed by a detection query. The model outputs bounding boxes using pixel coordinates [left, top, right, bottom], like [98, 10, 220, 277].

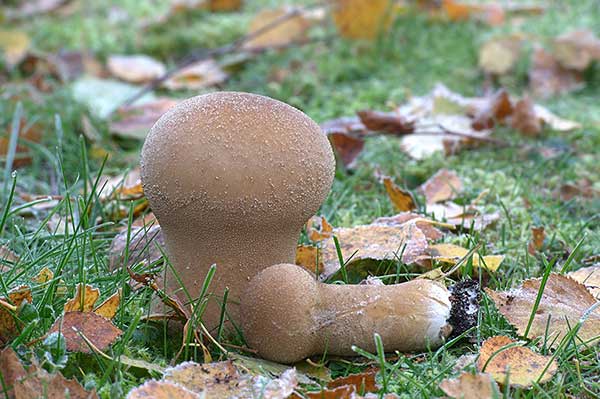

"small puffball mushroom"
[140, 92, 335, 329]
[241, 263, 455, 364]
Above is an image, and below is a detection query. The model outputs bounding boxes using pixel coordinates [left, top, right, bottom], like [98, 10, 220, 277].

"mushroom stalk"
[241, 264, 476, 364]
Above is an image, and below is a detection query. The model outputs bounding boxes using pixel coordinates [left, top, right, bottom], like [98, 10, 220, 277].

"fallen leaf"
[357, 110, 414, 135]
[553, 29, 600, 71]
[425, 202, 500, 231]
[332, 0, 394, 40]
[162, 59, 227, 90]
[424, 243, 504, 272]
[485, 274, 600, 347]
[93, 289, 122, 319]
[6, 0, 68, 19]
[0, 30, 30, 69]
[243, 7, 311, 50]
[533, 103, 581, 132]
[527, 226, 545, 255]
[64, 284, 100, 312]
[374, 212, 444, 241]
[476, 336, 558, 387]
[511, 97, 542, 136]
[529, 47, 584, 98]
[295, 245, 323, 274]
[0, 286, 32, 346]
[71, 77, 155, 119]
[439, 372, 499, 399]
[0, 347, 97, 399]
[471, 89, 513, 130]
[31, 266, 54, 283]
[419, 169, 463, 204]
[328, 132, 365, 168]
[48, 311, 123, 353]
[568, 265, 600, 299]
[127, 380, 200, 399]
[0, 245, 19, 272]
[108, 224, 164, 272]
[110, 98, 180, 140]
[208, 0, 243, 12]
[327, 368, 379, 393]
[306, 215, 334, 242]
[107, 54, 166, 84]
[382, 176, 417, 211]
[0, 119, 43, 168]
[554, 178, 597, 201]
[479, 36, 522, 75]
[97, 168, 144, 201]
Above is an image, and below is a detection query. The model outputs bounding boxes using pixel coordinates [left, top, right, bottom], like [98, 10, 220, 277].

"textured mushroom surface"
[140, 92, 335, 328]
[241, 263, 453, 363]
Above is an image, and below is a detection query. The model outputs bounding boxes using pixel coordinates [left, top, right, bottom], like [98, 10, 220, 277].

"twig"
[115, 3, 327, 112]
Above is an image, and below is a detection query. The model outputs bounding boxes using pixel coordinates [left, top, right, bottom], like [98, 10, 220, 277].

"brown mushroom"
[140, 92, 335, 329]
[241, 263, 475, 364]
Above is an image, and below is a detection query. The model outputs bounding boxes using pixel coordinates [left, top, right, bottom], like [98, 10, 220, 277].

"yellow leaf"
[295, 245, 323, 275]
[243, 7, 311, 50]
[93, 289, 122, 319]
[64, 284, 100, 312]
[0, 30, 30, 68]
[332, 0, 395, 40]
[31, 267, 54, 284]
[426, 243, 504, 271]
[382, 177, 416, 212]
[477, 336, 557, 387]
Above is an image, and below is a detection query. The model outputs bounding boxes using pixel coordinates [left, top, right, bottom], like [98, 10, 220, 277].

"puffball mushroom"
[140, 92, 335, 329]
[241, 263, 476, 364]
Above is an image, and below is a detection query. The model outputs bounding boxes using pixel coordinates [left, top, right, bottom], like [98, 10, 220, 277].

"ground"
[1, 0, 599, 398]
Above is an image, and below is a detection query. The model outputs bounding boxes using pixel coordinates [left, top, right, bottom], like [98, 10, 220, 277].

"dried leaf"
[425, 202, 500, 231]
[374, 212, 444, 241]
[110, 98, 180, 140]
[0, 245, 19, 272]
[93, 289, 121, 319]
[31, 266, 54, 283]
[0, 30, 30, 69]
[327, 368, 379, 393]
[568, 265, 600, 300]
[485, 274, 600, 347]
[295, 245, 323, 274]
[382, 176, 417, 212]
[0, 119, 43, 168]
[357, 110, 414, 135]
[306, 215, 334, 242]
[511, 97, 542, 136]
[479, 36, 522, 75]
[108, 224, 164, 272]
[553, 29, 600, 71]
[243, 7, 311, 49]
[328, 132, 365, 168]
[476, 336, 558, 387]
[127, 380, 200, 399]
[424, 243, 504, 272]
[107, 54, 166, 84]
[98, 168, 144, 201]
[471, 89, 513, 130]
[162, 59, 227, 90]
[527, 226, 545, 255]
[208, 0, 243, 12]
[533, 104, 581, 132]
[332, 0, 394, 40]
[0, 286, 32, 347]
[439, 372, 499, 399]
[419, 169, 463, 204]
[529, 47, 584, 99]
[64, 284, 100, 312]
[0, 347, 27, 398]
[48, 311, 123, 353]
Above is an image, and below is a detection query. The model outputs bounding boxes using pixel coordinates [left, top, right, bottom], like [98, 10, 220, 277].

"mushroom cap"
[140, 91, 335, 228]
[241, 263, 319, 363]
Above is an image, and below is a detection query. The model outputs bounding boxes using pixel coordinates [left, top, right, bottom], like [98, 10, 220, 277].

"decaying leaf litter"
[1, 0, 600, 398]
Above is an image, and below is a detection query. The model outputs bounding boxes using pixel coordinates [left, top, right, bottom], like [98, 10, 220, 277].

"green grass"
[1, 0, 599, 398]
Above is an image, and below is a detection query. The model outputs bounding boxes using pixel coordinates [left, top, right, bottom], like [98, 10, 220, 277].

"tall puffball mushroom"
[140, 92, 335, 329]
[241, 263, 478, 363]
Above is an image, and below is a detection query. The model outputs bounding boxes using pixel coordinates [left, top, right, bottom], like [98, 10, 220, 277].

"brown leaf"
[332, 0, 394, 40]
[64, 284, 100, 312]
[527, 226, 545, 255]
[110, 98, 181, 140]
[0, 347, 27, 398]
[295, 245, 323, 274]
[0, 119, 43, 168]
[108, 224, 164, 272]
[374, 212, 444, 241]
[419, 169, 463, 204]
[328, 132, 365, 168]
[127, 380, 200, 399]
[382, 176, 417, 212]
[208, 0, 243, 12]
[0, 286, 32, 347]
[471, 89, 513, 131]
[162, 59, 227, 90]
[529, 47, 584, 98]
[97, 168, 144, 201]
[476, 336, 558, 387]
[568, 265, 600, 299]
[243, 7, 311, 50]
[439, 372, 499, 399]
[0, 245, 19, 272]
[553, 29, 600, 71]
[48, 311, 123, 353]
[554, 178, 597, 201]
[485, 274, 600, 347]
[478, 36, 522, 75]
[107, 54, 166, 84]
[306, 215, 334, 242]
[321, 116, 367, 136]
[93, 289, 121, 319]
[511, 97, 542, 136]
[357, 110, 414, 135]
[327, 368, 379, 393]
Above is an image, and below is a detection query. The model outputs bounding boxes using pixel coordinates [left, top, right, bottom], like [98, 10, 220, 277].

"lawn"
[1, 0, 599, 398]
